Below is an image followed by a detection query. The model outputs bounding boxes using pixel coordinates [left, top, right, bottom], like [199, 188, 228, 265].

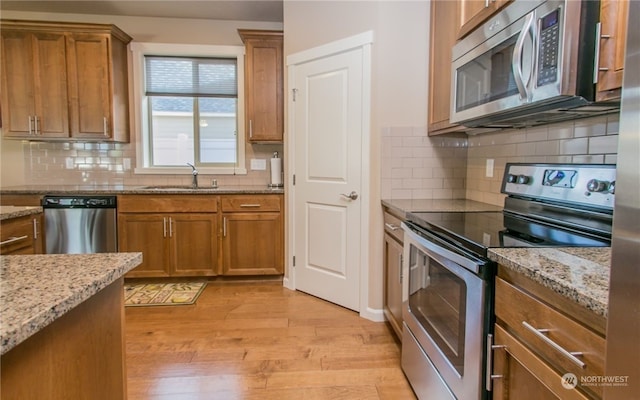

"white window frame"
[130, 42, 247, 175]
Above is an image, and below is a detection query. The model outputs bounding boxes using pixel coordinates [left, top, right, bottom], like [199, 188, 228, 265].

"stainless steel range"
[400, 163, 615, 400]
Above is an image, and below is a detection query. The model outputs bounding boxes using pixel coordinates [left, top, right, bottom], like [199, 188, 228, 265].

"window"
[131, 43, 246, 174]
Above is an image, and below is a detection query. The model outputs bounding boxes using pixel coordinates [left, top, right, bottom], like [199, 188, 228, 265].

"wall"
[0, 10, 283, 188]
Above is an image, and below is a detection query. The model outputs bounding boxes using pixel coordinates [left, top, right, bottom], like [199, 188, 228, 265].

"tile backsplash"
[21, 140, 283, 187]
[381, 114, 619, 206]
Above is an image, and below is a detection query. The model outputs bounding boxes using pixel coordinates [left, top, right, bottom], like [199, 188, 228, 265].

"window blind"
[145, 56, 237, 97]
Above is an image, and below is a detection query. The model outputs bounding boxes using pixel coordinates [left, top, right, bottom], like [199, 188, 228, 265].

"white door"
[289, 36, 370, 311]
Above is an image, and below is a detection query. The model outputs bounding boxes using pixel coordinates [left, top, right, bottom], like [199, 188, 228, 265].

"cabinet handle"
[33, 218, 38, 239]
[28, 116, 34, 135]
[163, 217, 167, 238]
[398, 254, 403, 284]
[1, 235, 29, 246]
[169, 217, 173, 237]
[34, 116, 40, 135]
[103, 117, 109, 136]
[223, 217, 227, 237]
[385, 222, 399, 231]
[522, 321, 586, 368]
[240, 204, 261, 208]
[593, 22, 602, 84]
[249, 119, 253, 138]
[485, 333, 506, 391]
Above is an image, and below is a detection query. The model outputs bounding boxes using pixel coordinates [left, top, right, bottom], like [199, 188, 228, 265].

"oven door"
[401, 222, 489, 400]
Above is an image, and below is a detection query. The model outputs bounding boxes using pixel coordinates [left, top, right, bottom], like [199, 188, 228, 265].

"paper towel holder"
[268, 151, 284, 188]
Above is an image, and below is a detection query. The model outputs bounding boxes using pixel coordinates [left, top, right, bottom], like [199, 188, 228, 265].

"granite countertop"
[0, 252, 142, 355]
[0, 184, 284, 195]
[488, 247, 611, 318]
[0, 206, 43, 221]
[382, 198, 503, 217]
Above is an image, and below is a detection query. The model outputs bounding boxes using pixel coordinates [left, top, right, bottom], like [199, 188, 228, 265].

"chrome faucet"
[186, 163, 198, 188]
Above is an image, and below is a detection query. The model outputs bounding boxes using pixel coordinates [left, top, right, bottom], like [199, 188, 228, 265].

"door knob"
[340, 191, 359, 200]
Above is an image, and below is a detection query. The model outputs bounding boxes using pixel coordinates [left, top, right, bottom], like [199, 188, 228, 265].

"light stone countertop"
[0, 252, 142, 355]
[488, 247, 611, 318]
[382, 198, 503, 217]
[0, 184, 284, 195]
[0, 206, 43, 221]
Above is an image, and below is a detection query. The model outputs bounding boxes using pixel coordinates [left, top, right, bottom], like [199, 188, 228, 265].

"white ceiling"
[0, 0, 284, 22]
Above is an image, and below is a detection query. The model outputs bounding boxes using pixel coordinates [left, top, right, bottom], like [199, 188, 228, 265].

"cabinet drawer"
[118, 195, 218, 213]
[383, 210, 404, 243]
[221, 195, 281, 212]
[1, 216, 36, 255]
[495, 278, 605, 398]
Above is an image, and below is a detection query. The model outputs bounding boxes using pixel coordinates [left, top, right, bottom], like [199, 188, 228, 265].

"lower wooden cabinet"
[383, 208, 404, 339]
[221, 195, 283, 275]
[117, 193, 284, 278]
[490, 273, 606, 399]
[0, 213, 43, 255]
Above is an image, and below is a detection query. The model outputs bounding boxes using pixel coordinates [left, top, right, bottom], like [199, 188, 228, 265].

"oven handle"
[402, 222, 485, 274]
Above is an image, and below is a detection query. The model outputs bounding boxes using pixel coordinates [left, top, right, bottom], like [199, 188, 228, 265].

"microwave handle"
[512, 11, 536, 101]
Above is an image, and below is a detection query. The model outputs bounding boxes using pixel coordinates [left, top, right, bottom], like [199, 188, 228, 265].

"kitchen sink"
[141, 185, 203, 191]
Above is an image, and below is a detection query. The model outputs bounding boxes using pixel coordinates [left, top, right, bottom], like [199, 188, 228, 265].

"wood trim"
[0, 19, 132, 43]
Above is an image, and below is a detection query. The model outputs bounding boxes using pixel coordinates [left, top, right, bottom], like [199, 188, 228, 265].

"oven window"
[408, 248, 467, 375]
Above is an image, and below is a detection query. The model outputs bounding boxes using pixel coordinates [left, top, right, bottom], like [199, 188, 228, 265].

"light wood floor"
[125, 281, 417, 399]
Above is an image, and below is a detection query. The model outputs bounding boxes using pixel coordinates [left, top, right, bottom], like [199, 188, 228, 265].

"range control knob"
[587, 179, 610, 193]
[506, 174, 518, 183]
[517, 175, 531, 185]
[610, 181, 616, 194]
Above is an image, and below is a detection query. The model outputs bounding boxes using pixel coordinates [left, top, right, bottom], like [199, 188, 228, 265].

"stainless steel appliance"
[604, 2, 638, 397]
[401, 163, 615, 400]
[451, 0, 618, 128]
[43, 195, 117, 254]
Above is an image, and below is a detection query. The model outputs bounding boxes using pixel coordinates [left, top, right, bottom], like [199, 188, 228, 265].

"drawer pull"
[486, 333, 506, 391]
[522, 321, 586, 369]
[240, 204, 261, 208]
[1, 235, 29, 246]
[385, 222, 399, 231]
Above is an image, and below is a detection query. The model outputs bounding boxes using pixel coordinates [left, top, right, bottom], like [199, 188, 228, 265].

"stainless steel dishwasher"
[42, 195, 117, 254]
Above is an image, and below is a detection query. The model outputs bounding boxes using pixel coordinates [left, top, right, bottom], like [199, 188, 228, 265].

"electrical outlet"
[486, 159, 494, 178]
[250, 159, 267, 170]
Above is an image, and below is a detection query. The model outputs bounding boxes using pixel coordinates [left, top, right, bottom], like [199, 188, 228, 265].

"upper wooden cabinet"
[238, 29, 284, 143]
[1, 20, 132, 142]
[596, 0, 629, 102]
[428, 0, 469, 136]
[457, 0, 512, 40]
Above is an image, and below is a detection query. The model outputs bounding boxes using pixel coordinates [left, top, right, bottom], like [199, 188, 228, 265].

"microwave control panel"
[537, 8, 561, 87]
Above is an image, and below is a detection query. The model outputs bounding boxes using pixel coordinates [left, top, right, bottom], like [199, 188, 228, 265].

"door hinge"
[292, 88, 298, 101]
[293, 174, 296, 185]
[293, 256, 296, 267]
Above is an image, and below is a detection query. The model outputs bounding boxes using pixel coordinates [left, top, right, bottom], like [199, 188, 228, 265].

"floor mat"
[124, 281, 207, 306]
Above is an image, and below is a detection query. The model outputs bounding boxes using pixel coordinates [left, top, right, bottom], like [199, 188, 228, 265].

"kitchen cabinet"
[490, 270, 606, 400]
[457, 0, 512, 40]
[428, 0, 468, 136]
[383, 208, 404, 340]
[221, 194, 283, 275]
[118, 195, 218, 278]
[0, 20, 131, 142]
[0, 213, 43, 255]
[238, 30, 283, 143]
[596, 0, 629, 102]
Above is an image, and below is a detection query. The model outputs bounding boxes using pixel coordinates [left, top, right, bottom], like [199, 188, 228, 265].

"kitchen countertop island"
[1, 252, 142, 399]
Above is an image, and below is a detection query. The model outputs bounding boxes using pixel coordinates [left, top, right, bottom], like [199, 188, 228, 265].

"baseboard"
[360, 307, 385, 322]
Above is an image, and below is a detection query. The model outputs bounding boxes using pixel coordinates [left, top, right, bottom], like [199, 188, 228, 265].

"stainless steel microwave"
[450, 0, 619, 129]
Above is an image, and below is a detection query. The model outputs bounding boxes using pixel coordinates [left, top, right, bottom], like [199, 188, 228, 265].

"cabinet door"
[0, 215, 39, 255]
[596, 0, 629, 101]
[383, 233, 404, 339]
[492, 325, 590, 400]
[66, 33, 113, 140]
[1, 31, 69, 138]
[241, 31, 283, 143]
[118, 214, 171, 277]
[457, 0, 511, 40]
[170, 213, 218, 277]
[428, 0, 467, 135]
[222, 212, 283, 275]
